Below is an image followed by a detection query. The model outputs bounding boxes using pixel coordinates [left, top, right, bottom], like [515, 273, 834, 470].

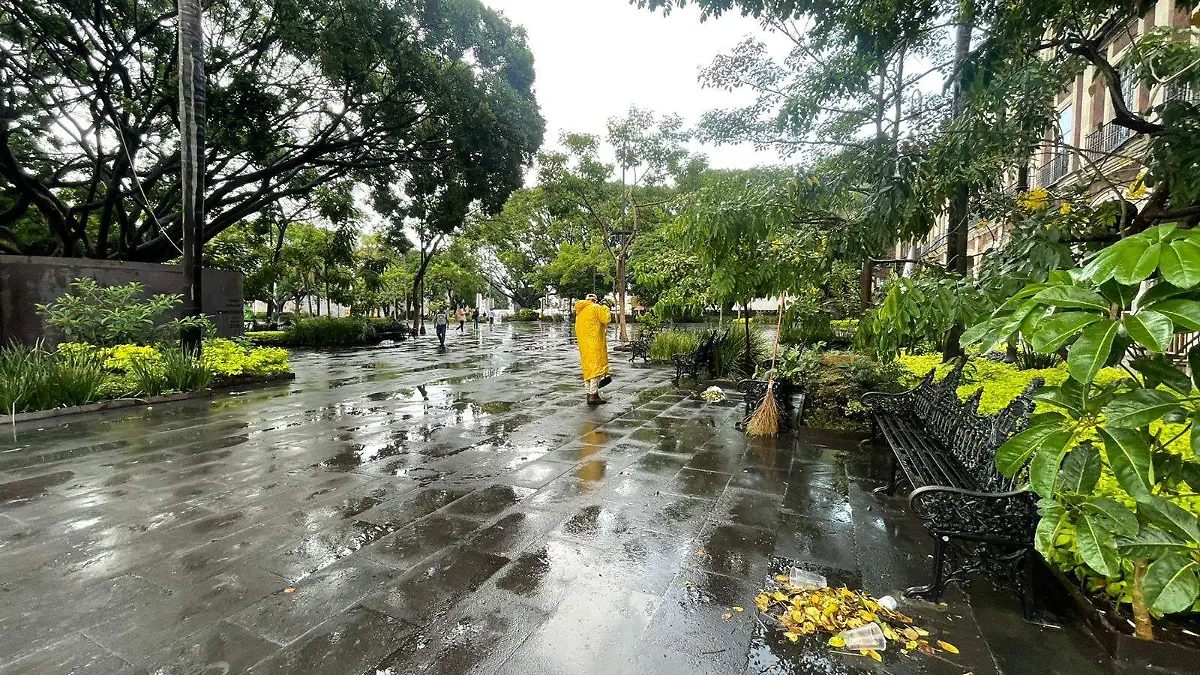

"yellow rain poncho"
[574, 299, 611, 381]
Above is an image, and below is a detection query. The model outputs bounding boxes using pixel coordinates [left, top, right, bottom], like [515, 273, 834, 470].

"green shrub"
[202, 338, 290, 377]
[285, 316, 376, 347]
[245, 330, 288, 346]
[511, 309, 540, 321]
[799, 350, 904, 430]
[713, 322, 770, 380]
[47, 349, 105, 408]
[36, 277, 212, 346]
[648, 330, 700, 361]
[161, 348, 212, 392]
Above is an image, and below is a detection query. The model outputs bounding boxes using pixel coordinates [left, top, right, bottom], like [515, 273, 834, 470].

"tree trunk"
[617, 252, 628, 344]
[744, 302, 752, 378]
[1132, 559, 1156, 640]
[942, 13, 973, 362]
[177, 0, 206, 353]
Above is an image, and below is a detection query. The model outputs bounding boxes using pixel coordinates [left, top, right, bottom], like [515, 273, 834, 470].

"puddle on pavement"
[0, 471, 76, 506]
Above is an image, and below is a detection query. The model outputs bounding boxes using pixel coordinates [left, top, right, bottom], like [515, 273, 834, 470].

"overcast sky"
[484, 0, 791, 172]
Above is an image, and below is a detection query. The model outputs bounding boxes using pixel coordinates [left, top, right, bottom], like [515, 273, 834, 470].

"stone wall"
[0, 256, 243, 345]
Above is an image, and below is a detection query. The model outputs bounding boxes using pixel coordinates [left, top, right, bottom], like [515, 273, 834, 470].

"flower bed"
[0, 340, 291, 416]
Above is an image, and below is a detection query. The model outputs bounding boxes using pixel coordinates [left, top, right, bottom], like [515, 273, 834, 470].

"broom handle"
[766, 292, 786, 386]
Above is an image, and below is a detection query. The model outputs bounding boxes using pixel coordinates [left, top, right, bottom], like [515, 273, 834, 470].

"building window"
[1057, 105, 1074, 148]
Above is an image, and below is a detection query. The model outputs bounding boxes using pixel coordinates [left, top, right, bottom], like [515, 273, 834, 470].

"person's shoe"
[587, 394, 607, 406]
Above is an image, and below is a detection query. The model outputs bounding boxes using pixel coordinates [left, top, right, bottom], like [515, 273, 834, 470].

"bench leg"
[873, 453, 901, 496]
[906, 535, 947, 603]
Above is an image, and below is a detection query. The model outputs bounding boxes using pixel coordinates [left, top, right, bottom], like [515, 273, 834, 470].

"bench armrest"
[861, 388, 914, 414]
[908, 485, 1035, 544]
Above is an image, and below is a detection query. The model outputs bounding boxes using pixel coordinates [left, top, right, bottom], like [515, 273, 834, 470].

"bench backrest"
[910, 362, 1043, 492]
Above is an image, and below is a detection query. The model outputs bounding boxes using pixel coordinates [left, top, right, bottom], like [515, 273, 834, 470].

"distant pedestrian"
[472, 308, 480, 330]
[435, 308, 449, 347]
[488, 309, 495, 325]
[574, 293, 611, 405]
[456, 307, 466, 332]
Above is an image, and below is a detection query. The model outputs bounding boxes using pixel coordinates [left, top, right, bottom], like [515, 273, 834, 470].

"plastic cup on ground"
[788, 567, 827, 589]
[840, 623, 887, 652]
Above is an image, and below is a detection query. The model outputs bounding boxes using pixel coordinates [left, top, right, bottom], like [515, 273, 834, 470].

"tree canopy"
[0, 0, 544, 259]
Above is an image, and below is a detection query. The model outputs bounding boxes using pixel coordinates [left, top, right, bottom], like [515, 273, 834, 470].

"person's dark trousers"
[457, 321, 464, 332]
[436, 324, 447, 346]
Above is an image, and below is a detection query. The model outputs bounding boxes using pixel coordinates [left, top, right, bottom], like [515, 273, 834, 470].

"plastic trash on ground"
[877, 595, 898, 611]
[788, 567, 827, 589]
[840, 623, 888, 651]
[700, 386, 725, 402]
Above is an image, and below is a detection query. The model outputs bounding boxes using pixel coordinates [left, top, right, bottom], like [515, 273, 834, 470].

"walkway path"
[0, 323, 1107, 674]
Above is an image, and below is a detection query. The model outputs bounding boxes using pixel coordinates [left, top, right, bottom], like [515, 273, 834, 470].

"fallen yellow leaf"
[722, 612, 733, 621]
[283, 588, 295, 594]
[862, 649, 882, 662]
[938, 640, 959, 654]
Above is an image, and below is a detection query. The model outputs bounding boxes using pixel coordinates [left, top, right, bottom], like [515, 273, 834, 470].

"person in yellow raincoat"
[574, 293, 612, 405]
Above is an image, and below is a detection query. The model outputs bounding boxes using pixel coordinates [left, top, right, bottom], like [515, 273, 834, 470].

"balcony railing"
[1084, 123, 1134, 155]
[1165, 83, 1198, 104]
[1036, 154, 1069, 186]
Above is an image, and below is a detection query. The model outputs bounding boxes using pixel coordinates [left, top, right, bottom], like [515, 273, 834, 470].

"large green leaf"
[1083, 237, 1148, 284]
[1099, 280, 1140, 309]
[1131, 356, 1193, 395]
[1068, 320, 1119, 384]
[1118, 526, 1192, 558]
[1029, 432, 1072, 497]
[1029, 312, 1102, 354]
[1086, 497, 1139, 536]
[960, 317, 1009, 350]
[1099, 428, 1155, 500]
[995, 424, 1067, 477]
[1056, 444, 1102, 494]
[1117, 242, 1161, 285]
[1033, 286, 1109, 312]
[1102, 388, 1183, 428]
[1122, 310, 1174, 353]
[1145, 299, 1200, 331]
[1143, 554, 1200, 614]
[1035, 385, 1083, 416]
[1076, 513, 1121, 577]
[1139, 495, 1200, 543]
[1035, 501, 1067, 555]
[1162, 239, 1200, 289]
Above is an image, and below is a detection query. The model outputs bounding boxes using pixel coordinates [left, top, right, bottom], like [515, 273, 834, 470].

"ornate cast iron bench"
[862, 362, 1043, 613]
[671, 330, 719, 386]
[736, 376, 800, 433]
[629, 326, 657, 363]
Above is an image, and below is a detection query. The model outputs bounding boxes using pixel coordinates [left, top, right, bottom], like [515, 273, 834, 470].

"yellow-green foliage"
[897, 355, 1200, 601]
[58, 340, 290, 380]
[202, 339, 290, 377]
[245, 330, 288, 346]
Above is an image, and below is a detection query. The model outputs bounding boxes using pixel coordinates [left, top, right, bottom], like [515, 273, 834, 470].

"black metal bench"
[671, 330, 719, 385]
[862, 362, 1043, 612]
[629, 326, 657, 363]
[736, 376, 800, 433]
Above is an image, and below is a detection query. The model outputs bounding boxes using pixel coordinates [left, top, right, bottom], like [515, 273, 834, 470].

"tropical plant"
[47, 350, 106, 408]
[160, 348, 212, 393]
[856, 272, 991, 364]
[648, 330, 700, 362]
[284, 317, 377, 348]
[713, 325, 771, 380]
[36, 278, 211, 347]
[964, 225, 1200, 638]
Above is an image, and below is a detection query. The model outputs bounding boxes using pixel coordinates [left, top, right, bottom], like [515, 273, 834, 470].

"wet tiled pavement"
[0, 324, 1110, 674]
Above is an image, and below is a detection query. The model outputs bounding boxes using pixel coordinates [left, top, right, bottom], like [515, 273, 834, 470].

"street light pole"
[178, 0, 206, 354]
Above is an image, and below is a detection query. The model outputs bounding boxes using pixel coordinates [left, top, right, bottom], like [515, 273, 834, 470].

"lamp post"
[178, 0, 206, 355]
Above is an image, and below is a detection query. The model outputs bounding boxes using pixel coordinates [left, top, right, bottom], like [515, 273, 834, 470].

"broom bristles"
[746, 382, 781, 437]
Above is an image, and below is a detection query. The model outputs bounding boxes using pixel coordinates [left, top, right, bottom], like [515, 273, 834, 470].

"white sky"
[484, 0, 791, 172]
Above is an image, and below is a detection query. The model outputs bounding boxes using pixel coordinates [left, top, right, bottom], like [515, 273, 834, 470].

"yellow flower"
[1059, 203, 1071, 215]
[1017, 187, 1050, 211]
[1127, 170, 1148, 200]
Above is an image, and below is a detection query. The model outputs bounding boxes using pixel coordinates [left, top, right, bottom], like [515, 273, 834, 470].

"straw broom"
[746, 292, 787, 437]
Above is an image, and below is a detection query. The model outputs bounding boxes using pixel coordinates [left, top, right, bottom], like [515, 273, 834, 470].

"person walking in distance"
[435, 307, 449, 348]
[472, 307, 480, 331]
[456, 307, 466, 332]
[574, 293, 611, 405]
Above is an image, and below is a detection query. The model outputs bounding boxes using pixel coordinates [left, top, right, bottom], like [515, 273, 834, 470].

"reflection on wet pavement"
[0, 324, 1108, 674]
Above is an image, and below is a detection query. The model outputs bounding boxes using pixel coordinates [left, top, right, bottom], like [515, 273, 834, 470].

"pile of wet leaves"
[754, 575, 959, 662]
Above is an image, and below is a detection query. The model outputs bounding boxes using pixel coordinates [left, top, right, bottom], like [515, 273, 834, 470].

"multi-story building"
[889, 0, 1198, 272]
